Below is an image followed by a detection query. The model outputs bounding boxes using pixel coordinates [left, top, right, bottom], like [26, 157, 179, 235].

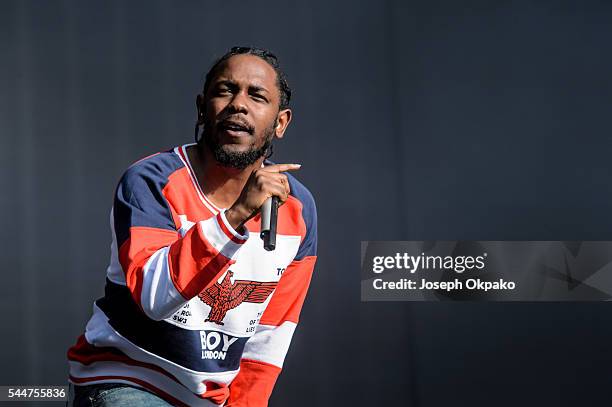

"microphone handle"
[261, 196, 279, 251]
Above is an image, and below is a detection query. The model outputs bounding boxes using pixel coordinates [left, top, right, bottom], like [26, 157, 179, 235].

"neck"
[187, 143, 263, 209]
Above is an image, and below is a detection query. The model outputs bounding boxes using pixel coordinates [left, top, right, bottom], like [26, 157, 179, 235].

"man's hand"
[225, 163, 301, 232]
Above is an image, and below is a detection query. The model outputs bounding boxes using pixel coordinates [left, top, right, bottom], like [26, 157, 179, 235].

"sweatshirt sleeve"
[113, 159, 249, 321]
[226, 186, 317, 407]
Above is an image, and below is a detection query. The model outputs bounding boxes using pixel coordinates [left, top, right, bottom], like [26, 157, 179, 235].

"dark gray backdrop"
[2, 1, 612, 406]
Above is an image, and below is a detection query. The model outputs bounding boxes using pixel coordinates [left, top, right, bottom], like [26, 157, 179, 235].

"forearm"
[123, 210, 249, 320]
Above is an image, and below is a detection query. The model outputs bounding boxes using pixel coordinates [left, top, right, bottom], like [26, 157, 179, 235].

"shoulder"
[118, 148, 185, 200]
[286, 172, 317, 227]
[113, 149, 182, 240]
[121, 148, 184, 186]
[286, 172, 317, 259]
[263, 160, 317, 229]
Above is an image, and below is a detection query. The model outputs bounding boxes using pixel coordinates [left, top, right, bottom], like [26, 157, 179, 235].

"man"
[67, 47, 317, 406]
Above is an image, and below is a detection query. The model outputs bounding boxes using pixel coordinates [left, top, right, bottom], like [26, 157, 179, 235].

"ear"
[196, 94, 205, 125]
[274, 108, 292, 139]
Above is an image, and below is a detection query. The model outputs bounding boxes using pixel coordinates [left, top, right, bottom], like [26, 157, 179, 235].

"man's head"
[196, 47, 292, 169]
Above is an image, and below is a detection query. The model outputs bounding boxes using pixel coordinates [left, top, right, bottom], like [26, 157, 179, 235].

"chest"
[166, 212, 301, 336]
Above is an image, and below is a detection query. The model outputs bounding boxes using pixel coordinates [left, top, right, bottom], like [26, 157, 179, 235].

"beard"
[201, 118, 275, 170]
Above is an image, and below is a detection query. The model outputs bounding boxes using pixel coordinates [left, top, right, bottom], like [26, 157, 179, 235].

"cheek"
[252, 108, 277, 130]
[206, 100, 225, 119]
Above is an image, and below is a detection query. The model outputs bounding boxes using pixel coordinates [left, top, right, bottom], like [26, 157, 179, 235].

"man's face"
[200, 54, 287, 169]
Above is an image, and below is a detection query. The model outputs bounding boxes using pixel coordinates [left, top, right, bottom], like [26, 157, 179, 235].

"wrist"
[225, 207, 248, 234]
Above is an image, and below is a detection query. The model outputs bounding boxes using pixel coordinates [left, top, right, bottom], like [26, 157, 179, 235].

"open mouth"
[219, 120, 253, 135]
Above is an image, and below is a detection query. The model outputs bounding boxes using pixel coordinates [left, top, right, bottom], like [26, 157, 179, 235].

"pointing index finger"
[263, 163, 302, 173]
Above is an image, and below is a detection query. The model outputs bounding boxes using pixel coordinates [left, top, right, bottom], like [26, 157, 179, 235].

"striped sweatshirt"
[67, 144, 317, 406]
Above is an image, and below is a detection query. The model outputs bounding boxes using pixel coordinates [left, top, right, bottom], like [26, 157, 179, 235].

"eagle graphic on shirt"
[198, 270, 278, 325]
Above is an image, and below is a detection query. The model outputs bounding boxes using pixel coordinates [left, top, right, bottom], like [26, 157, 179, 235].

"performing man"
[67, 46, 318, 406]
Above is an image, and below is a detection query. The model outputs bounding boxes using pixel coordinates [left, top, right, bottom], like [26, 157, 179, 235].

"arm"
[115, 160, 300, 321]
[227, 186, 318, 407]
[114, 161, 249, 321]
[226, 256, 316, 407]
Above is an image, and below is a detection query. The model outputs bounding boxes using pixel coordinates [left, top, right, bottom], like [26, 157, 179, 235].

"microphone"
[260, 196, 279, 251]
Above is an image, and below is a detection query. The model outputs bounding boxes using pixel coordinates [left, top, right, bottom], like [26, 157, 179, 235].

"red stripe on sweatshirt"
[118, 227, 180, 308]
[168, 221, 236, 300]
[68, 336, 230, 405]
[225, 359, 281, 407]
[216, 212, 246, 244]
[259, 255, 317, 326]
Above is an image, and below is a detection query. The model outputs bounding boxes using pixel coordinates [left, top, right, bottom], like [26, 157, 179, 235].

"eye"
[251, 93, 267, 102]
[212, 83, 234, 96]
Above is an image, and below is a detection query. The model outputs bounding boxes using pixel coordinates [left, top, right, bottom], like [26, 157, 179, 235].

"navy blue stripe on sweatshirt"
[97, 279, 247, 373]
[286, 172, 317, 260]
[113, 150, 185, 248]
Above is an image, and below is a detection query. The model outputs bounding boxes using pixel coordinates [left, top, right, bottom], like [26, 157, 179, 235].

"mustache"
[216, 116, 254, 134]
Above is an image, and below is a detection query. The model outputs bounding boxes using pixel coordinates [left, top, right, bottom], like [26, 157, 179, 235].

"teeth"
[225, 124, 247, 131]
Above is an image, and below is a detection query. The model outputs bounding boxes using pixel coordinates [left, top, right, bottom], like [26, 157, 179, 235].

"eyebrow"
[249, 85, 269, 94]
[215, 80, 270, 94]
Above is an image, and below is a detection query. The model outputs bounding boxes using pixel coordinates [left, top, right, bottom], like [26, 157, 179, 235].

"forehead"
[212, 54, 278, 90]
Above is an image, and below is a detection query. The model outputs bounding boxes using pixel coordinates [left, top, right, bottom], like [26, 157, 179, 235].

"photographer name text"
[371, 252, 516, 291]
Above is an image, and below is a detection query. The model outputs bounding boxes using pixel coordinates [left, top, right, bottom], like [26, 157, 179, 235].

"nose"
[226, 90, 249, 115]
